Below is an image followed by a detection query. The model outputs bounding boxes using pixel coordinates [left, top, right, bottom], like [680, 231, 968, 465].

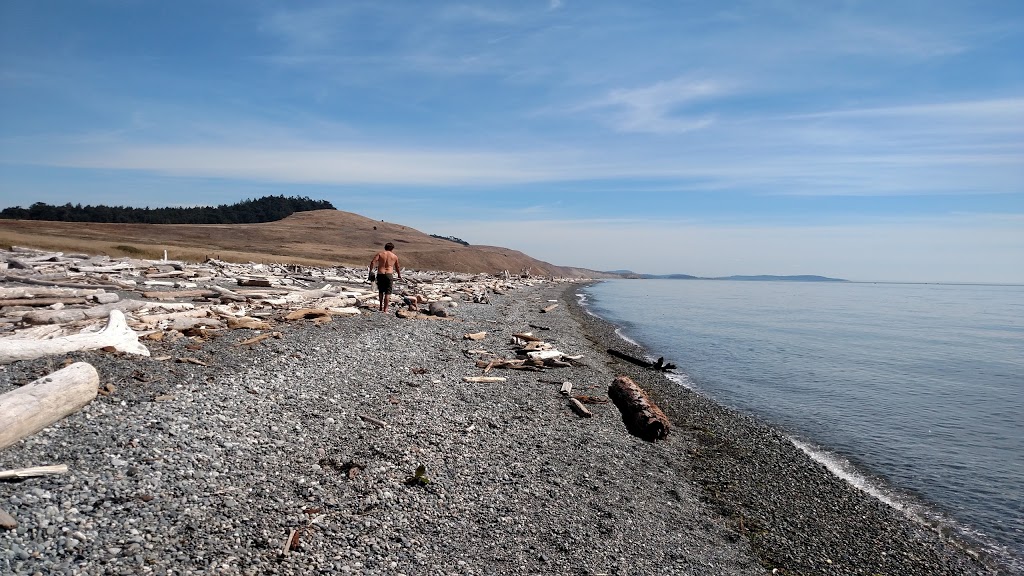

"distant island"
[607, 271, 848, 282]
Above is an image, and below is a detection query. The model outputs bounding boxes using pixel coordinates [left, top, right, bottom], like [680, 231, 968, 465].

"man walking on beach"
[369, 242, 401, 312]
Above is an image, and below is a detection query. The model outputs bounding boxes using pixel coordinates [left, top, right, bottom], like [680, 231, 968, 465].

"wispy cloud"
[580, 77, 726, 134]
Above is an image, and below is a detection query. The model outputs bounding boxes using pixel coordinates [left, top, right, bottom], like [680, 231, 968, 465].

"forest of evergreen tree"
[0, 195, 335, 224]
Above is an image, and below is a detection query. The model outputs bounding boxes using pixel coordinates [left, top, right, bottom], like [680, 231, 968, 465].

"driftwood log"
[607, 349, 676, 371]
[21, 299, 147, 325]
[608, 375, 671, 441]
[0, 310, 150, 364]
[0, 362, 99, 450]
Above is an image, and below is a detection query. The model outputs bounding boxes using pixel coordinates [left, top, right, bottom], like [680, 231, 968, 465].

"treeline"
[430, 234, 470, 246]
[0, 195, 335, 224]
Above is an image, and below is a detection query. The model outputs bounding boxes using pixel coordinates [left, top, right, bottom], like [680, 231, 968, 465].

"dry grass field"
[0, 209, 605, 277]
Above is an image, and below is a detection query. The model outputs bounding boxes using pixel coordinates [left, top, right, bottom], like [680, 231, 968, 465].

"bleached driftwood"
[0, 275, 124, 290]
[0, 297, 87, 307]
[568, 398, 593, 418]
[0, 362, 99, 449]
[0, 287, 105, 299]
[463, 376, 506, 383]
[0, 310, 150, 364]
[21, 299, 147, 325]
[0, 464, 69, 480]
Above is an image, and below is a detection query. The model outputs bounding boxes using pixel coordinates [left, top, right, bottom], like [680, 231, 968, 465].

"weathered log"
[141, 289, 218, 300]
[0, 310, 150, 364]
[227, 317, 272, 330]
[464, 331, 487, 341]
[0, 362, 99, 449]
[21, 299, 147, 325]
[395, 310, 457, 321]
[0, 297, 88, 307]
[0, 287, 104, 299]
[540, 303, 559, 313]
[236, 332, 282, 346]
[0, 275, 123, 290]
[512, 332, 544, 342]
[608, 375, 671, 441]
[72, 263, 133, 273]
[209, 285, 247, 302]
[607, 349, 676, 371]
[237, 278, 273, 287]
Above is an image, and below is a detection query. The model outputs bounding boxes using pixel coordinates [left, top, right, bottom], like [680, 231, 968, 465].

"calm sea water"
[581, 279, 1023, 570]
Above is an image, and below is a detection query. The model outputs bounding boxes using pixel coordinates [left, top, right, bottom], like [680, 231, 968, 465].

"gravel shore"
[0, 280, 1000, 575]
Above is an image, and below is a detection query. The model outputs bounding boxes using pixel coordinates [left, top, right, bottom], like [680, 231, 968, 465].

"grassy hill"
[0, 209, 607, 278]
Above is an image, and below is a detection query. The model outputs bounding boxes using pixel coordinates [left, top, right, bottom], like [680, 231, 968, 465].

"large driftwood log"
[0, 275, 124, 290]
[0, 297, 88, 307]
[21, 299, 147, 325]
[608, 375, 671, 441]
[608, 349, 676, 371]
[0, 362, 99, 449]
[0, 310, 150, 364]
[0, 287, 105, 299]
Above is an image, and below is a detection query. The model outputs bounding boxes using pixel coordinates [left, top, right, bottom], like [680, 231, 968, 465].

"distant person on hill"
[369, 242, 401, 312]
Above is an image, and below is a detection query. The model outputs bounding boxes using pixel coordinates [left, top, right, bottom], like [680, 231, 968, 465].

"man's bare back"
[371, 250, 399, 274]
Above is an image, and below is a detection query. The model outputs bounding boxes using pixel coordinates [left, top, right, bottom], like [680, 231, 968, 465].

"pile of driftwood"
[0, 246, 551, 364]
[455, 307, 671, 441]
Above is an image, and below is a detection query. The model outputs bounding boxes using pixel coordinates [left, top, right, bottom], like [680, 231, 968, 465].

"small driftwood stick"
[568, 398, 593, 418]
[0, 362, 99, 450]
[0, 464, 69, 480]
[358, 414, 387, 428]
[540, 303, 559, 313]
[463, 376, 506, 383]
[608, 375, 671, 441]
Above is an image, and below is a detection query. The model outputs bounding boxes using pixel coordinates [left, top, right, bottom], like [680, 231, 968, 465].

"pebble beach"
[0, 279, 1000, 575]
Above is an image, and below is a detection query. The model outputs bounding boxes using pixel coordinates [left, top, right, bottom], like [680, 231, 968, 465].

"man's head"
[385, 242, 395, 251]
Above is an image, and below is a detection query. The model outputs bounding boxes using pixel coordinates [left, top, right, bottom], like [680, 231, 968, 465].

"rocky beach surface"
[0, 278, 999, 575]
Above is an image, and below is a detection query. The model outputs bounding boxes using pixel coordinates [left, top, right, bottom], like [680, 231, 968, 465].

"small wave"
[788, 437, 1014, 569]
[575, 292, 599, 317]
[664, 371, 697, 391]
[789, 437, 910, 513]
[612, 327, 645, 349]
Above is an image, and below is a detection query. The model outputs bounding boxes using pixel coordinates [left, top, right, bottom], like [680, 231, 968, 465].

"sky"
[1, 1, 1022, 283]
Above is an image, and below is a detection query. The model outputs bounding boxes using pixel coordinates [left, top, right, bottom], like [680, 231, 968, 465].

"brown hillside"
[0, 209, 605, 277]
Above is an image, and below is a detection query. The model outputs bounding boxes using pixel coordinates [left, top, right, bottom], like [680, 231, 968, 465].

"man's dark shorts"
[377, 273, 394, 295]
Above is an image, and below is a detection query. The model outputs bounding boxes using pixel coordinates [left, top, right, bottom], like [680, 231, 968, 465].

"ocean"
[580, 279, 1023, 571]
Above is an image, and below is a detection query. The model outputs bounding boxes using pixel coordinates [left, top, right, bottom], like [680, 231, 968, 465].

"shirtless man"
[369, 242, 401, 312]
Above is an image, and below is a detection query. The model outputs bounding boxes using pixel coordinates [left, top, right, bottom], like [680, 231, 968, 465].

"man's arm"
[369, 253, 379, 272]
[395, 258, 401, 280]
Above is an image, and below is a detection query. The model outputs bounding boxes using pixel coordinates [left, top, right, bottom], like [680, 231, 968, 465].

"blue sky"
[1, 1, 1022, 282]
